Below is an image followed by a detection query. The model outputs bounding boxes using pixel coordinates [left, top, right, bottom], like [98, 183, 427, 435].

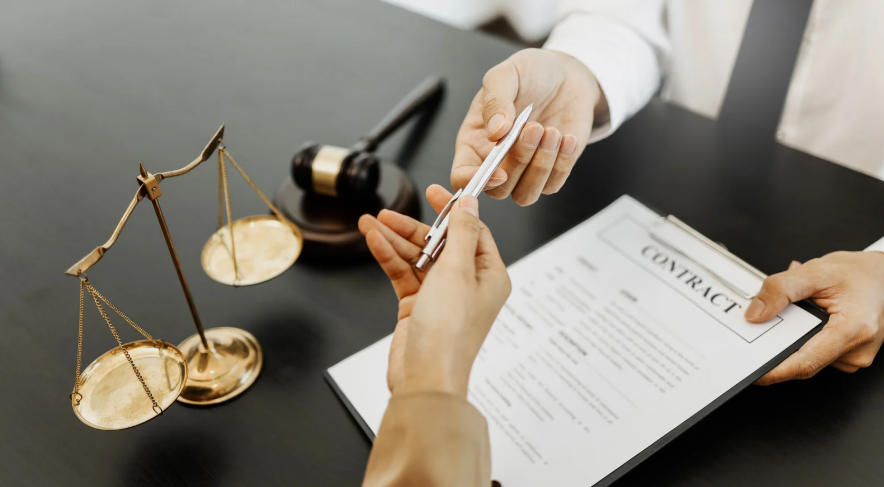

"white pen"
[415, 104, 534, 270]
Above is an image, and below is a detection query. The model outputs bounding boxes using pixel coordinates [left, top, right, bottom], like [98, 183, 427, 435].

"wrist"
[554, 50, 609, 125]
[589, 70, 609, 125]
[396, 360, 471, 399]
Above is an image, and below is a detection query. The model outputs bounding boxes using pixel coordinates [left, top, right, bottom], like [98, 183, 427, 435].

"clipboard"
[649, 215, 767, 300]
[592, 208, 828, 486]
[325, 195, 830, 487]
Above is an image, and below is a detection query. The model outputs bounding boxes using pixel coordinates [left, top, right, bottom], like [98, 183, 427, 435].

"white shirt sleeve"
[866, 236, 884, 252]
[543, 0, 670, 143]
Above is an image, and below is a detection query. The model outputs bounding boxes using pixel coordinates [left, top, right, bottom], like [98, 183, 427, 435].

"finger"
[475, 224, 506, 273]
[436, 196, 482, 274]
[832, 361, 860, 373]
[481, 61, 519, 140]
[485, 122, 544, 200]
[511, 127, 561, 206]
[450, 119, 487, 192]
[387, 315, 410, 393]
[745, 260, 832, 323]
[473, 223, 512, 310]
[755, 320, 852, 385]
[357, 214, 381, 237]
[377, 209, 431, 248]
[451, 90, 507, 191]
[450, 165, 507, 193]
[365, 230, 421, 299]
[426, 184, 454, 213]
[788, 260, 802, 270]
[835, 339, 882, 369]
[542, 134, 580, 195]
[432, 184, 506, 276]
[474, 222, 511, 300]
[358, 215, 422, 263]
[363, 186, 458, 267]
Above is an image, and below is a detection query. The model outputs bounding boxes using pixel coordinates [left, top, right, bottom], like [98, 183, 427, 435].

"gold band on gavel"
[311, 146, 350, 197]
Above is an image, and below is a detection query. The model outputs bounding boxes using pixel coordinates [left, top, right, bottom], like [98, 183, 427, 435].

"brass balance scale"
[66, 126, 302, 430]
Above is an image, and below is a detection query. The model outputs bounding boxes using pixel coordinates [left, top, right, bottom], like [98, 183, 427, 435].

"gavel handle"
[353, 76, 445, 153]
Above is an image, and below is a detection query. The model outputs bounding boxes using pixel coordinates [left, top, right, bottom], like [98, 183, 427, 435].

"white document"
[328, 195, 823, 486]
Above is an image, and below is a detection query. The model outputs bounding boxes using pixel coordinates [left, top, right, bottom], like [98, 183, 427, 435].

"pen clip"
[425, 188, 463, 242]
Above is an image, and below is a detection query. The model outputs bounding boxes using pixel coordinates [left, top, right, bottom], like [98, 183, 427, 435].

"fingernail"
[486, 114, 506, 138]
[459, 195, 479, 217]
[522, 123, 543, 149]
[745, 298, 765, 321]
[487, 173, 507, 188]
[539, 128, 562, 152]
[560, 134, 578, 157]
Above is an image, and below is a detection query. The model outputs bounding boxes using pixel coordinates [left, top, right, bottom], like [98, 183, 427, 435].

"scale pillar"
[138, 163, 263, 406]
[138, 164, 209, 349]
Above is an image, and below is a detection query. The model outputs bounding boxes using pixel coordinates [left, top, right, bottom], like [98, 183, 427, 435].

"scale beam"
[156, 125, 225, 182]
[64, 125, 225, 277]
[65, 186, 148, 276]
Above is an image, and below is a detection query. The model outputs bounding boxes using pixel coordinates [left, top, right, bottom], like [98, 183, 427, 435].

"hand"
[746, 251, 884, 385]
[358, 185, 512, 398]
[450, 48, 607, 206]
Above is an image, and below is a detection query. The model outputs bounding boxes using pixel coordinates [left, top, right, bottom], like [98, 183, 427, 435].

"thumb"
[755, 316, 851, 385]
[481, 61, 519, 140]
[745, 262, 829, 323]
[437, 196, 481, 272]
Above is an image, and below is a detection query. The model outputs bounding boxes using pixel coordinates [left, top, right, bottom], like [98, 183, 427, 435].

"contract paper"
[328, 195, 822, 486]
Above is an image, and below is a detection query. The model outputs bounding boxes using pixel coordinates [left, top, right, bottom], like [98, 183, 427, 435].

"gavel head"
[291, 143, 380, 200]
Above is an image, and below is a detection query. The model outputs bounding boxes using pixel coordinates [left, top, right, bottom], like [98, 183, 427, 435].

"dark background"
[1, 0, 883, 486]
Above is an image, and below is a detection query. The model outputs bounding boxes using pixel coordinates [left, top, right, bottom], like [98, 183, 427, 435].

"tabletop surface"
[2, 1, 884, 486]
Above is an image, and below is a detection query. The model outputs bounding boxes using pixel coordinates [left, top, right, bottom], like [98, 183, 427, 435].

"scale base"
[176, 327, 263, 405]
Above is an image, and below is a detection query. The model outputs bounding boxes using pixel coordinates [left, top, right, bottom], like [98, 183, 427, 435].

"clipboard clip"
[649, 215, 767, 300]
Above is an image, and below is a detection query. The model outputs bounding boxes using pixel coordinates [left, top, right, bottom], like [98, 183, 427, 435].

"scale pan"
[202, 215, 303, 286]
[72, 340, 187, 430]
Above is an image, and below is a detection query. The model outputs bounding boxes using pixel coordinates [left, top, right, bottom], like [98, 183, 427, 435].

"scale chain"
[219, 146, 293, 226]
[73, 279, 162, 415]
[218, 148, 240, 284]
[218, 150, 224, 231]
[71, 279, 85, 404]
[87, 284, 156, 342]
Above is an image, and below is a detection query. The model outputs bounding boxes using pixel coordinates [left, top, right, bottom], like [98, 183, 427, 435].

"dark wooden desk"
[2, 1, 883, 486]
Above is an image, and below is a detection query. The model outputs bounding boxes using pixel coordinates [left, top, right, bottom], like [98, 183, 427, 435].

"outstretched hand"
[359, 185, 511, 397]
[451, 48, 606, 206]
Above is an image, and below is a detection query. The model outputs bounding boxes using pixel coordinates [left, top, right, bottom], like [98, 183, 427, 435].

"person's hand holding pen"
[450, 49, 608, 206]
[358, 185, 511, 397]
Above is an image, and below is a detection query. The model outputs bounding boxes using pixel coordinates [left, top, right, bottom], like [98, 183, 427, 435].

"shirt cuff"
[544, 13, 662, 144]
[865, 236, 884, 252]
